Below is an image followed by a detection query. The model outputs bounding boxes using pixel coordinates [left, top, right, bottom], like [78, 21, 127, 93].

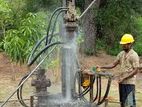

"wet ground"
[0, 52, 142, 107]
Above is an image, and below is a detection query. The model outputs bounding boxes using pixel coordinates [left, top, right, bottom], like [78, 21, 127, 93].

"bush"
[2, 12, 47, 63]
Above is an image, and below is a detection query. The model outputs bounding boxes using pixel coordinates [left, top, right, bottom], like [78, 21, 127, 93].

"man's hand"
[96, 65, 101, 72]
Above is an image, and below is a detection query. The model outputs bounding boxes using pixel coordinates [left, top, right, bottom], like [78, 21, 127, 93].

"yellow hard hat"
[120, 34, 134, 44]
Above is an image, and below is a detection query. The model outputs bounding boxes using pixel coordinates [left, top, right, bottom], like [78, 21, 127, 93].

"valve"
[31, 69, 51, 93]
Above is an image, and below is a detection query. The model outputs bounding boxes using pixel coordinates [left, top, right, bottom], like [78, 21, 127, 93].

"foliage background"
[0, 0, 142, 64]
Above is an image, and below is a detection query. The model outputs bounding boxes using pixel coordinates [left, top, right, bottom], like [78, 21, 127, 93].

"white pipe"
[79, 0, 96, 19]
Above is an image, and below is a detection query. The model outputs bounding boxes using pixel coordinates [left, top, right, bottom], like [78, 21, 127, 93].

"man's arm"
[100, 60, 119, 69]
[119, 67, 138, 83]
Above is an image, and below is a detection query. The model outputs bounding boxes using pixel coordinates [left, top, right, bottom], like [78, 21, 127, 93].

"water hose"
[48, 9, 68, 44]
[93, 76, 99, 102]
[98, 76, 102, 103]
[28, 9, 67, 65]
[28, 33, 59, 64]
[28, 41, 63, 66]
[17, 74, 29, 107]
[45, 7, 68, 45]
[97, 77, 112, 105]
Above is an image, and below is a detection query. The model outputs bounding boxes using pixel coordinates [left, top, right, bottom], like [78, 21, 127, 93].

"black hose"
[28, 42, 63, 66]
[93, 76, 99, 102]
[97, 77, 112, 105]
[17, 74, 29, 107]
[28, 9, 67, 65]
[48, 9, 68, 44]
[98, 76, 102, 103]
[79, 87, 90, 97]
[28, 33, 59, 64]
[45, 7, 68, 45]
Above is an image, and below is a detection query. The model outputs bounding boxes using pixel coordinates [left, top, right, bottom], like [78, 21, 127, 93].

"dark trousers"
[119, 84, 136, 107]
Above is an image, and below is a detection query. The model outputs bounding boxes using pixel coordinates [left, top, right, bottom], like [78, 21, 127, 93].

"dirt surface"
[0, 52, 142, 107]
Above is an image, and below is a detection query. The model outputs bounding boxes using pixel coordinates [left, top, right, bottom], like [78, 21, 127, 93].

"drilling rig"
[0, 0, 113, 107]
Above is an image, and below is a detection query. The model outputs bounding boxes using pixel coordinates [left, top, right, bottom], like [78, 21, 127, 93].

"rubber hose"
[28, 42, 63, 66]
[98, 76, 102, 103]
[93, 76, 99, 102]
[45, 7, 68, 45]
[28, 33, 59, 64]
[48, 9, 67, 44]
[17, 74, 29, 107]
[97, 77, 112, 105]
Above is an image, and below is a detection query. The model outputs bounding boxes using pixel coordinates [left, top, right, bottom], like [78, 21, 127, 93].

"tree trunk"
[82, 0, 100, 55]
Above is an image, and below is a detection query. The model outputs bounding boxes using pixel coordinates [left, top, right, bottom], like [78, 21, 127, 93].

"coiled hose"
[74, 71, 112, 106]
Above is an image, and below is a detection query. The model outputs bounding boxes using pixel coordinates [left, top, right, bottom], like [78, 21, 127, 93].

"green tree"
[3, 12, 47, 63]
[96, 0, 142, 55]
[0, 0, 48, 63]
[0, 0, 12, 37]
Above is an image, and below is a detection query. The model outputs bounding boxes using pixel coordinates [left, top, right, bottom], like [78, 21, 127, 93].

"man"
[97, 34, 139, 107]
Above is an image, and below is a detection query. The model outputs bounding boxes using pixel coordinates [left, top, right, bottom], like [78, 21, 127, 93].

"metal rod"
[79, 0, 96, 19]
[0, 99, 31, 103]
[89, 75, 94, 102]
[30, 96, 34, 107]
[0, 46, 57, 107]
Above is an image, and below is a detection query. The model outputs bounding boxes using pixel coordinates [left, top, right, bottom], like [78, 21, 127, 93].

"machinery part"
[31, 69, 51, 93]
[81, 73, 91, 88]
[64, 1, 77, 22]
[31, 69, 51, 107]
[74, 71, 95, 99]
[74, 70, 113, 106]
[0, 49, 53, 107]
[17, 45, 58, 107]
[16, 6, 68, 107]
[28, 8, 68, 65]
